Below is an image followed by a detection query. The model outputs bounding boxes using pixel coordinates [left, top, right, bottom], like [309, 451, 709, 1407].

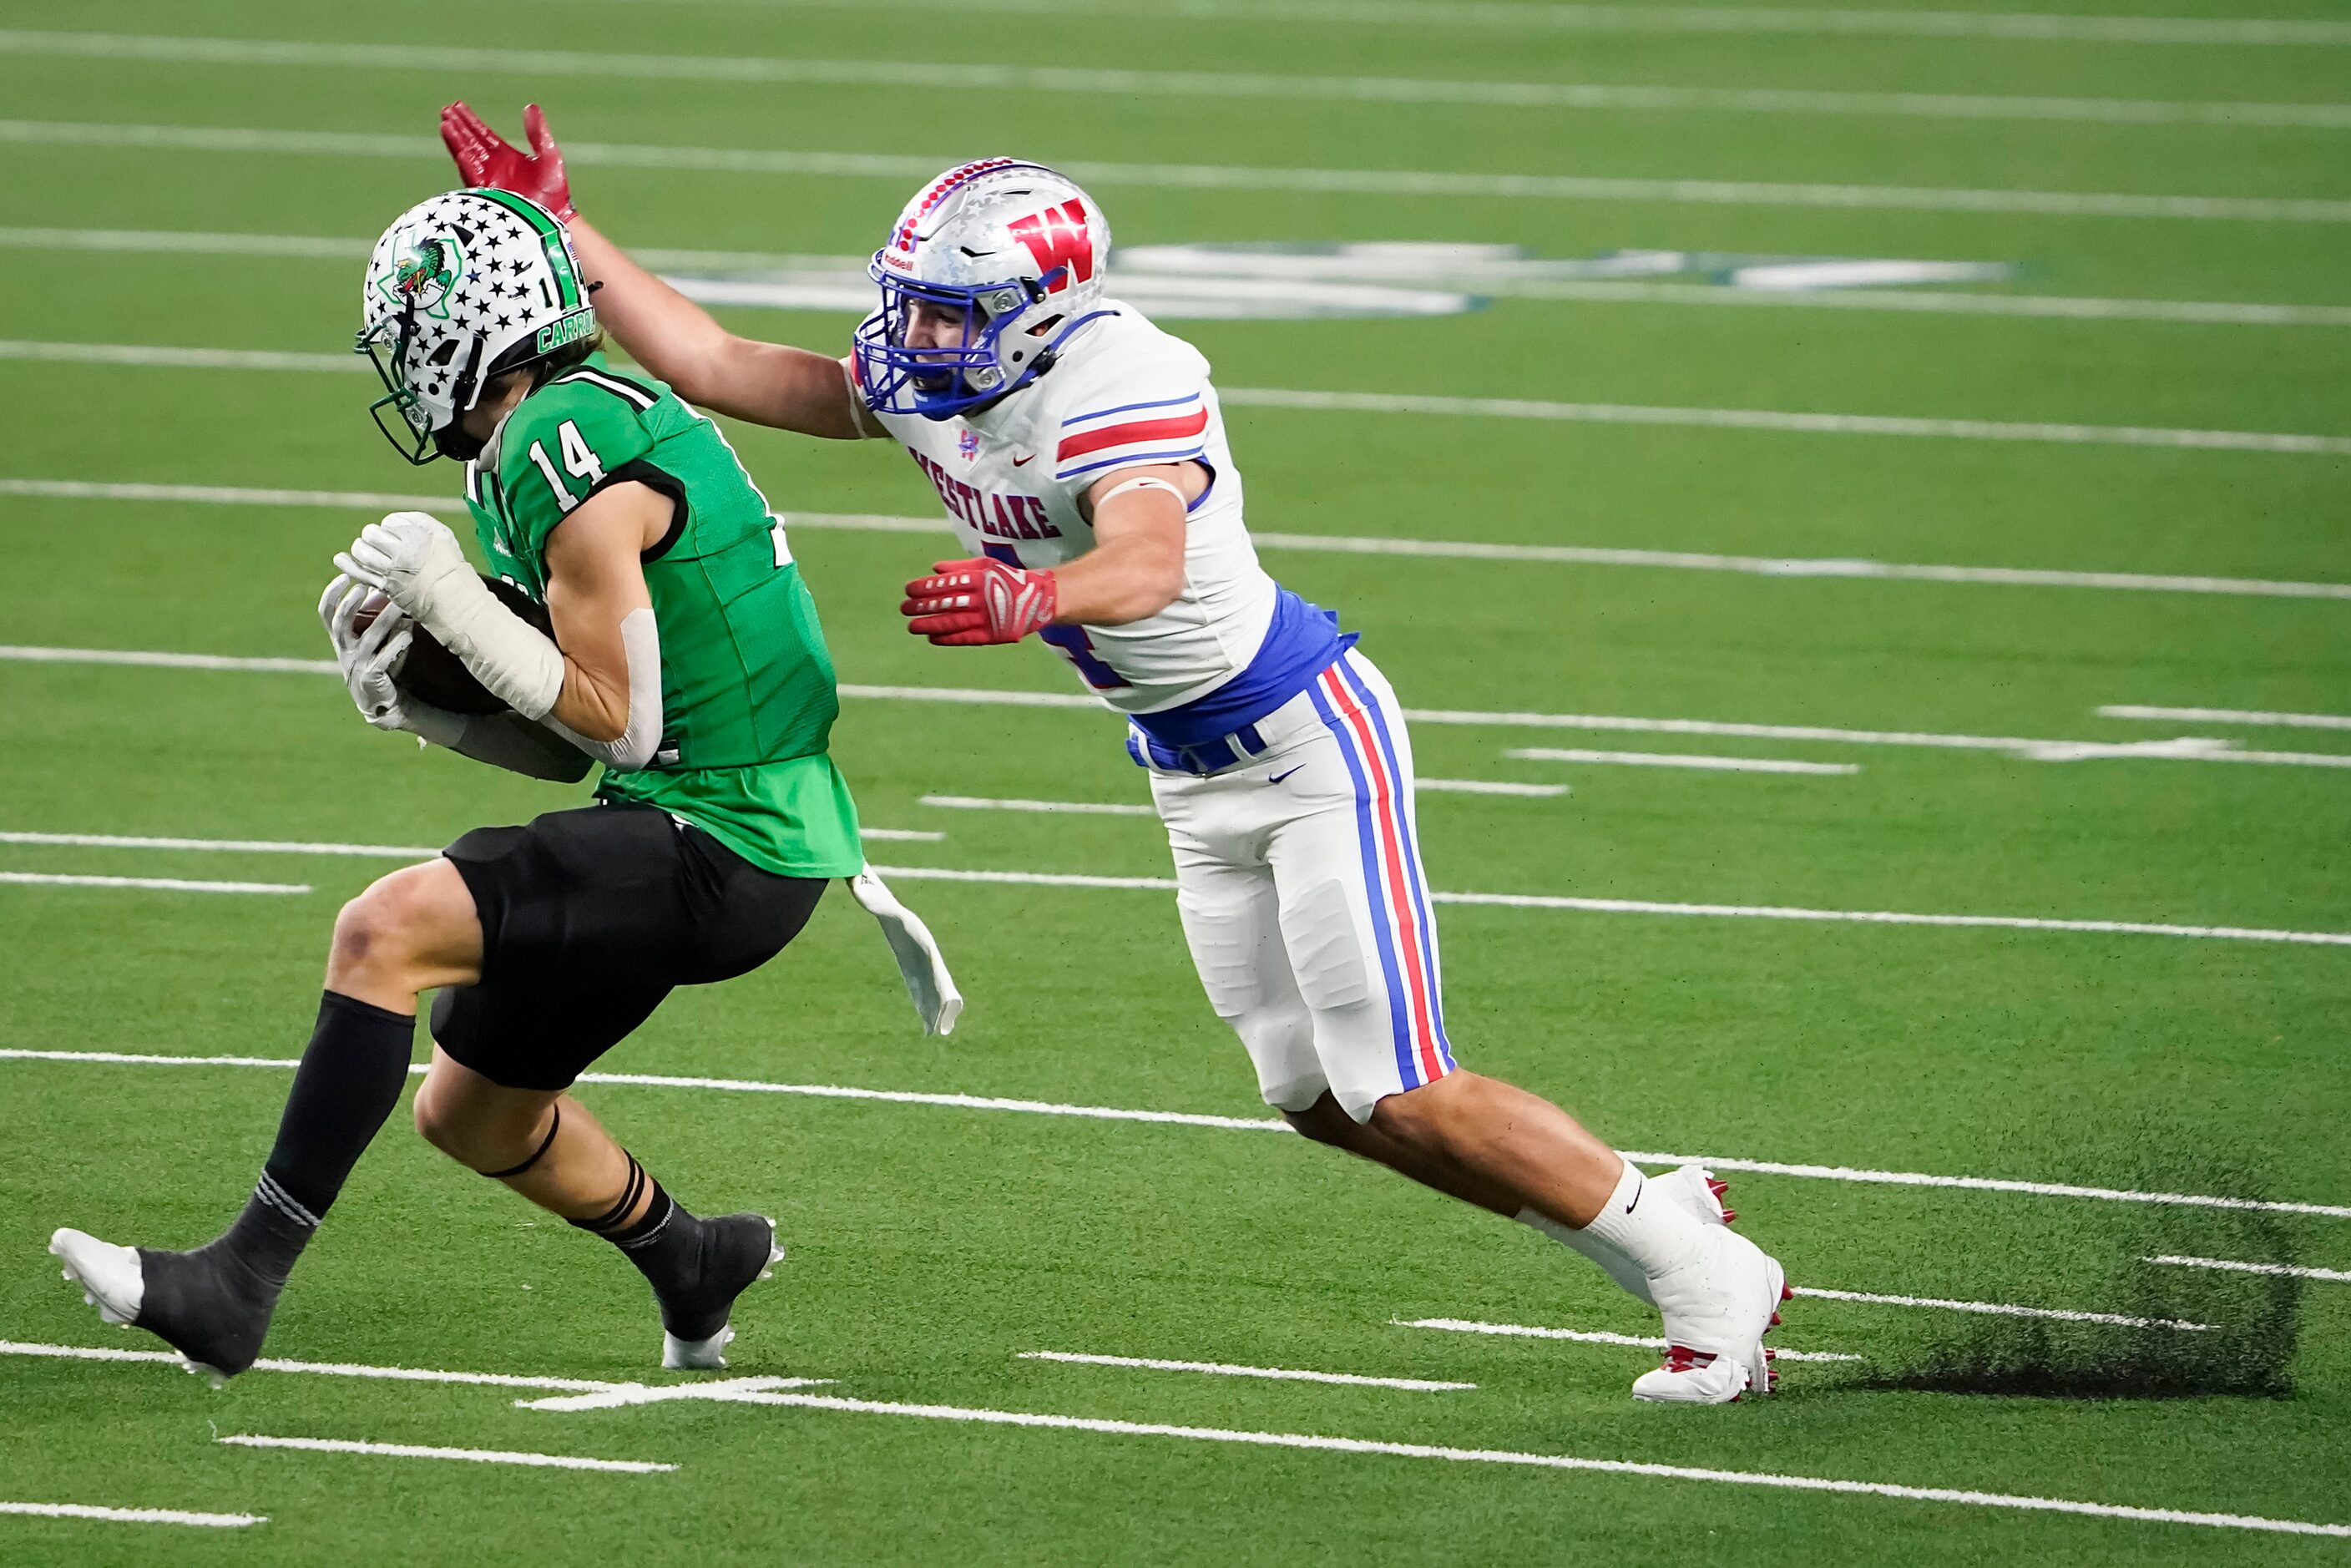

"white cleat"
[663, 1325, 736, 1370]
[1632, 1224, 1788, 1406]
[50, 1228, 144, 1326]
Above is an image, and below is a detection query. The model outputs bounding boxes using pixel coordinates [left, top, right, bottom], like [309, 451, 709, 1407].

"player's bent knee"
[328, 862, 478, 988]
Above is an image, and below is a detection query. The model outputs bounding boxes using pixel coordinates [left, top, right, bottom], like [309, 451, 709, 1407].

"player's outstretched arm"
[441, 102, 877, 441]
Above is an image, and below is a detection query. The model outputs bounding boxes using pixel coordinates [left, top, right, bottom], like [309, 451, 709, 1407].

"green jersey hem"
[595, 753, 865, 880]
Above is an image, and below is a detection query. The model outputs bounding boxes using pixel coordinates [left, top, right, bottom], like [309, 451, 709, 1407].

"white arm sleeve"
[548, 607, 664, 772]
[419, 573, 568, 721]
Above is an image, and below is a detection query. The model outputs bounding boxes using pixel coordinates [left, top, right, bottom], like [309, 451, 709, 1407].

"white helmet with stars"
[356, 188, 595, 463]
[852, 159, 1115, 421]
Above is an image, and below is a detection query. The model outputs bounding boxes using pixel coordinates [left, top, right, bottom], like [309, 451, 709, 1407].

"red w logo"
[1007, 200, 1096, 293]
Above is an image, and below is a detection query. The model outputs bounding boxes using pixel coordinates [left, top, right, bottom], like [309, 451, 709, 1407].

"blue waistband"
[1126, 586, 1355, 755]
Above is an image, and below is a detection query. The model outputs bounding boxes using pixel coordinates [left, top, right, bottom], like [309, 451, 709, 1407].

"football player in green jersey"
[48, 188, 953, 1381]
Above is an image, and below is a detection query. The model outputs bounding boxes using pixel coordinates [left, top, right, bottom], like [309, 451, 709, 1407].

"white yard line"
[0, 827, 933, 852]
[1416, 778, 1570, 797]
[551, 1383, 2351, 1538]
[216, 1433, 676, 1474]
[1788, 1287, 2212, 1332]
[857, 865, 2351, 949]
[11, 227, 2348, 331]
[9, 477, 2348, 602]
[1506, 747, 1858, 775]
[11, 337, 2350, 453]
[1020, 1350, 1474, 1390]
[1510, 279, 2351, 329]
[921, 794, 1155, 817]
[1, 831, 439, 857]
[629, 0, 2351, 48]
[13, 1051, 2350, 1219]
[0, 643, 340, 673]
[0, 1500, 263, 1528]
[0, 1338, 628, 1393]
[8, 120, 2351, 225]
[2143, 1255, 2351, 1283]
[517, 1376, 835, 1412]
[1221, 387, 2351, 455]
[0, 871, 308, 894]
[2101, 704, 2351, 731]
[13, 33, 2350, 129]
[1396, 1318, 1861, 1363]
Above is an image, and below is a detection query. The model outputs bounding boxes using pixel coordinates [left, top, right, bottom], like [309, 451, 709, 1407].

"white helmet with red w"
[853, 159, 1115, 420]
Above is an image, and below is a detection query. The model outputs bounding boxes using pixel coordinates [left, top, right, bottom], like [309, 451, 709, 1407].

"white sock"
[1575, 1161, 1705, 1282]
[1517, 1206, 1652, 1303]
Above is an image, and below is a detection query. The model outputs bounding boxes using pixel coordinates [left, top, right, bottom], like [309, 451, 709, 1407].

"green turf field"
[3, 0, 2350, 1560]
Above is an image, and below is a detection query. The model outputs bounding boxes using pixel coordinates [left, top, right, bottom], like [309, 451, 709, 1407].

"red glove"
[440, 101, 577, 223]
[902, 558, 1059, 646]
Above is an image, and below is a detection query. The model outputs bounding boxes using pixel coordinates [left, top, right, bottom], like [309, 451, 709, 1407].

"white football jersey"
[866, 303, 1277, 715]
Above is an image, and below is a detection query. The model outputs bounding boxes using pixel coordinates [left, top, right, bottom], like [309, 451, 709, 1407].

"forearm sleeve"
[449, 711, 596, 782]
[418, 573, 568, 721]
[548, 607, 664, 772]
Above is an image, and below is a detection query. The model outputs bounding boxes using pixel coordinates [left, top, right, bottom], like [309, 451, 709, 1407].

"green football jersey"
[462, 353, 863, 879]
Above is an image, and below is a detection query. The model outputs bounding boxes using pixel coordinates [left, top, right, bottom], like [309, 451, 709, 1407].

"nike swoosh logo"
[1268, 766, 1305, 785]
[1625, 1172, 1644, 1214]
[1012, 454, 1034, 467]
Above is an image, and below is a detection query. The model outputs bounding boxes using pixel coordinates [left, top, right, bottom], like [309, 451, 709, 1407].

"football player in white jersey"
[444, 107, 1790, 1402]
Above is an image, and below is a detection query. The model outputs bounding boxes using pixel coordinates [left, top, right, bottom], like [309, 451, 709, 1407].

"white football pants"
[1147, 650, 1456, 1122]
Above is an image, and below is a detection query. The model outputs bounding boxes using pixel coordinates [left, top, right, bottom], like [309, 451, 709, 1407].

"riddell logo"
[1008, 200, 1095, 292]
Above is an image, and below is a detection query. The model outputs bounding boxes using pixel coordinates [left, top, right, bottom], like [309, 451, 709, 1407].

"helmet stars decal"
[356, 188, 593, 464]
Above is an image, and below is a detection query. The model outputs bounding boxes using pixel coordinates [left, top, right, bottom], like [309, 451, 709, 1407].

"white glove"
[331, 510, 564, 721]
[334, 510, 474, 625]
[318, 574, 463, 746]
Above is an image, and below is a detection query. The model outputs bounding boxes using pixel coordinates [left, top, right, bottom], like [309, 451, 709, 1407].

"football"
[354, 574, 554, 716]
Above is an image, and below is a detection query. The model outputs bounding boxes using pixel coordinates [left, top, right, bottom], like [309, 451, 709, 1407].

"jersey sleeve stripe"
[556, 367, 658, 410]
[1054, 444, 1207, 481]
[1059, 392, 1201, 428]
[1055, 407, 1211, 462]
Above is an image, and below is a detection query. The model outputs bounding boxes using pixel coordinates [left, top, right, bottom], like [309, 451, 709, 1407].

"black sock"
[215, 991, 415, 1281]
[570, 1156, 745, 1337]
